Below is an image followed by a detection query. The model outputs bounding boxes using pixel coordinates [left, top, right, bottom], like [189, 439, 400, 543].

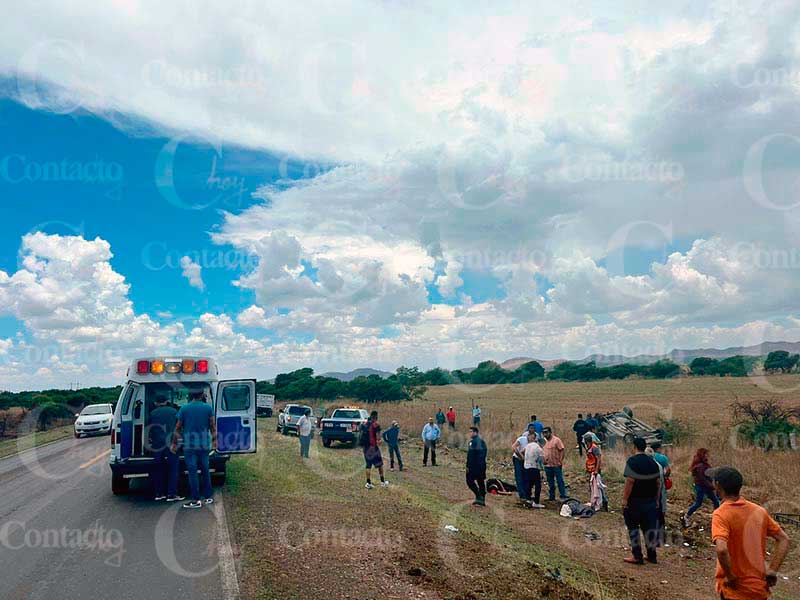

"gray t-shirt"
[177, 401, 214, 450]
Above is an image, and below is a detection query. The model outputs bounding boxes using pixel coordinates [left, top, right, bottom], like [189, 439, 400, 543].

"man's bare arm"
[767, 529, 791, 586]
[715, 539, 737, 588]
[621, 477, 634, 508]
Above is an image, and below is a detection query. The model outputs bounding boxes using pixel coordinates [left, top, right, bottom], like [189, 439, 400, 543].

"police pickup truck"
[319, 406, 369, 447]
[109, 357, 255, 495]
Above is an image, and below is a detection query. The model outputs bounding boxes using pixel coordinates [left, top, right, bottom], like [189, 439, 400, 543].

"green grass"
[227, 422, 621, 600]
[0, 425, 74, 459]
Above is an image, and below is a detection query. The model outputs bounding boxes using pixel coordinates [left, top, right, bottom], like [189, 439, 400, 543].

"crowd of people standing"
[291, 404, 792, 599]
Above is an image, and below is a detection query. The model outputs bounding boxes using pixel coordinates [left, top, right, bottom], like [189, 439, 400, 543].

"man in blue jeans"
[171, 390, 217, 509]
[148, 395, 184, 502]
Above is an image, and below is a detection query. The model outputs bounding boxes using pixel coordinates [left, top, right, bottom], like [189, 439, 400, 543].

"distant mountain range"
[321, 368, 393, 381]
[499, 341, 800, 371]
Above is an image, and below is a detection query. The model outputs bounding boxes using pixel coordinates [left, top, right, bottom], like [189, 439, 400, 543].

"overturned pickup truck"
[599, 407, 665, 449]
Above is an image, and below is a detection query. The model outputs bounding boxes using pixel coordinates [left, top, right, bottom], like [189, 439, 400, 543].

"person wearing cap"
[381, 420, 404, 471]
[711, 466, 790, 600]
[421, 417, 440, 466]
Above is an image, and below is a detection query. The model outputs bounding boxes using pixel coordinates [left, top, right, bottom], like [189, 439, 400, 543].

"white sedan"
[74, 403, 114, 438]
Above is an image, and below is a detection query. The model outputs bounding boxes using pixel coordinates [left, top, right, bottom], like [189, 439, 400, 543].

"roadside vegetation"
[229, 375, 800, 600]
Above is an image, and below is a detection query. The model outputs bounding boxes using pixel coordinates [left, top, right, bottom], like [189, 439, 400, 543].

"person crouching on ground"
[421, 417, 440, 466]
[381, 420, 404, 471]
[362, 411, 388, 489]
[542, 427, 568, 501]
[711, 466, 790, 600]
[523, 433, 545, 508]
[622, 437, 661, 565]
[466, 427, 488, 506]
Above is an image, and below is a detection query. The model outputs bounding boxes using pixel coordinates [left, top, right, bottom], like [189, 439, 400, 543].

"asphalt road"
[0, 435, 239, 599]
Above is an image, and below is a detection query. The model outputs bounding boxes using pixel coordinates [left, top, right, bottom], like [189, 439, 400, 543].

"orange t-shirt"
[711, 498, 783, 600]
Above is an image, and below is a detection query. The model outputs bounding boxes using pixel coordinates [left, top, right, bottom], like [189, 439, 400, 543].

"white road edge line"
[213, 494, 241, 600]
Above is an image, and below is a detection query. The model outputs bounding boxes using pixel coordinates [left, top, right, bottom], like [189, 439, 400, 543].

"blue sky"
[1, 2, 800, 390]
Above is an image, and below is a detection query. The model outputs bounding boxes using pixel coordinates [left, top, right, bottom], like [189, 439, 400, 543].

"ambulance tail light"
[196, 360, 209, 374]
[137, 360, 150, 374]
[182, 359, 195, 374]
[111, 428, 116, 446]
[151, 360, 164, 374]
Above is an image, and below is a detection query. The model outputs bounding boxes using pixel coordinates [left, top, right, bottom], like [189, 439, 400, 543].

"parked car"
[74, 403, 114, 438]
[319, 406, 370, 447]
[277, 404, 314, 435]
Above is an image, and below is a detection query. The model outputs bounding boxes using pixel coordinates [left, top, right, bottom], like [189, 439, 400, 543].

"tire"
[111, 473, 129, 495]
[74, 432, 81, 438]
[322, 437, 331, 448]
[213, 466, 227, 486]
[281, 426, 289, 435]
[276, 422, 281, 432]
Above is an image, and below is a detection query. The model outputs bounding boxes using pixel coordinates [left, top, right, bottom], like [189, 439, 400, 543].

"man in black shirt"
[148, 395, 184, 502]
[622, 437, 661, 565]
[572, 414, 588, 456]
[466, 427, 488, 506]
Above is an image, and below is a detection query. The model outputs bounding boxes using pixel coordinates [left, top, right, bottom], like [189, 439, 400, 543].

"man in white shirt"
[511, 430, 530, 502]
[297, 408, 313, 458]
[524, 436, 545, 508]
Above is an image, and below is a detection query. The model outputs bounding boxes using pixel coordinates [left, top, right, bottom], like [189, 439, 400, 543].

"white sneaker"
[381, 480, 390, 487]
[532, 502, 545, 509]
[365, 482, 374, 489]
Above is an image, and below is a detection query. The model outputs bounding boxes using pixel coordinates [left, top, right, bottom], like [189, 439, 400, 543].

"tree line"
[1, 351, 797, 411]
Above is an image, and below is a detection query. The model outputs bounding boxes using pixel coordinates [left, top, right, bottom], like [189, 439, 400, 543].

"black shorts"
[364, 446, 383, 468]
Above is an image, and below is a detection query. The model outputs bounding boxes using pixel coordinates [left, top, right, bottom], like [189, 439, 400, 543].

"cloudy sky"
[1, 0, 799, 390]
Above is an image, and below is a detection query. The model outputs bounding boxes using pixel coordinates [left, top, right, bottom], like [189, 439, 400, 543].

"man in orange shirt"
[711, 467, 790, 600]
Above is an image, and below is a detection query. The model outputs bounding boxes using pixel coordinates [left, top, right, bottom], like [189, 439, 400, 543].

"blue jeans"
[387, 444, 403, 469]
[299, 434, 311, 458]
[513, 457, 528, 500]
[686, 484, 719, 517]
[544, 466, 567, 500]
[152, 447, 179, 497]
[184, 449, 213, 501]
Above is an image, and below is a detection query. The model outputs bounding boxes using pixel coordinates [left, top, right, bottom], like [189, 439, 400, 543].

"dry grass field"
[228, 375, 800, 600]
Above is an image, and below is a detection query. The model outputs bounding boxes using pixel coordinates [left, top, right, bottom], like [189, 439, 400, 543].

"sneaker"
[204, 498, 214, 505]
[624, 557, 644, 565]
[154, 495, 167, 501]
[166, 495, 186, 502]
[680, 514, 690, 528]
[365, 482, 374, 489]
[380, 480, 390, 488]
[532, 502, 545, 509]
[389, 466, 395, 471]
[183, 500, 202, 509]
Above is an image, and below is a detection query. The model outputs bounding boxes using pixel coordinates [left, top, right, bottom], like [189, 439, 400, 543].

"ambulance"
[109, 357, 256, 495]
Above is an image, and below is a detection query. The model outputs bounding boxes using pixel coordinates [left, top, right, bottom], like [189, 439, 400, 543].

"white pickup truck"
[319, 407, 370, 447]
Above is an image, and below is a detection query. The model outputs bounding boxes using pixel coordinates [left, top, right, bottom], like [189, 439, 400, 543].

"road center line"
[79, 449, 111, 469]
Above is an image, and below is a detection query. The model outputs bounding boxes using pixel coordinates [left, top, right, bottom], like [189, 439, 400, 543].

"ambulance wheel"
[213, 466, 227, 486]
[112, 473, 129, 495]
[322, 437, 331, 448]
